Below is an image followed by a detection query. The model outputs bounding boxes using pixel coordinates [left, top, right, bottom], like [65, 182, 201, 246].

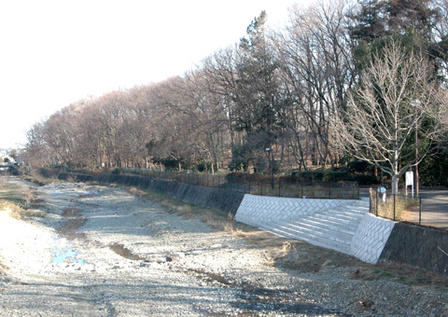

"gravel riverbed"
[0, 178, 447, 316]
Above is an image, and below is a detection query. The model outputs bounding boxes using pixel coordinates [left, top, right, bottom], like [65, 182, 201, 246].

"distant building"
[0, 149, 15, 164]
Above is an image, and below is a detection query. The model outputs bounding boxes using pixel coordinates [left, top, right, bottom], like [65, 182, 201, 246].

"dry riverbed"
[0, 176, 447, 316]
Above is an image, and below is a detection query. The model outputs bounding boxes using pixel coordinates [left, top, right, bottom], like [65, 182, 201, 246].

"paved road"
[418, 189, 448, 229]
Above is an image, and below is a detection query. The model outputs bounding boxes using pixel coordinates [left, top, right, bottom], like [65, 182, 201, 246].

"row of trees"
[22, 0, 448, 191]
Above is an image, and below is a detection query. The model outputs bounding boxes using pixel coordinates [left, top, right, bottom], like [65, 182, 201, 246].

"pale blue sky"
[0, 0, 313, 149]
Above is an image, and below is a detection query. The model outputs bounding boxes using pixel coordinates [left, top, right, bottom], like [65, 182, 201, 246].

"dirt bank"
[0, 177, 447, 316]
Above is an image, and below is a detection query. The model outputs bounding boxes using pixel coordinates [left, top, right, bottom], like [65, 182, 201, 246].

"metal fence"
[119, 168, 360, 199]
[370, 188, 421, 222]
[369, 188, 448, 230]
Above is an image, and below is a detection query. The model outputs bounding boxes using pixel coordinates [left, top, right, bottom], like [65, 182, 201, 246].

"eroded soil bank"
[0, 177, 447, 316]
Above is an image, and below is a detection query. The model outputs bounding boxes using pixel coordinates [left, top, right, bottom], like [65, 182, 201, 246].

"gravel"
[0, 178, 447, 316]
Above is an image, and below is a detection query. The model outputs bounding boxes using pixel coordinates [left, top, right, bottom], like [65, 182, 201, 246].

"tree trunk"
[391, 174, 399, 195]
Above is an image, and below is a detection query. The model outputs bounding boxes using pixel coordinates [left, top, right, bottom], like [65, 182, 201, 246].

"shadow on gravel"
[232, 288, 349, 316]
[184, 268, 348, 316]
[107, 240, 347, 316]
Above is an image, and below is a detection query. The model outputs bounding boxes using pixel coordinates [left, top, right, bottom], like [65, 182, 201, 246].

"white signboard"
[406, 171, 414, 197]
[406, 171, 414, 186]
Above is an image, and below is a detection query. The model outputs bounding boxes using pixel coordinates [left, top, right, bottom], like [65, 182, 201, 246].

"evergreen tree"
[232, 11, 284, 171]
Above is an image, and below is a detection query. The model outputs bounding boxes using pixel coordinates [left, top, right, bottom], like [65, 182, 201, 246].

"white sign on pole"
[406, 171, 414, 186]
[406, 171, 414, 197]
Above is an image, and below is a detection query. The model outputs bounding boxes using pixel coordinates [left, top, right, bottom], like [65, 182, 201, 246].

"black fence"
[369, 188, 448, 231]
[370, 188, 421, 221]
[115, 169, 360, 200]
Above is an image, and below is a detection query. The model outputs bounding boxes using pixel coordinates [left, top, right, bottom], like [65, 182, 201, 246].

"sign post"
[406, 171, 414, 197]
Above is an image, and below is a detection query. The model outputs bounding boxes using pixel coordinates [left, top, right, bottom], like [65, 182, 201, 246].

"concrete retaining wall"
[235, 193, 448, 275]
[379, 222, 448, 276]
[38, 171, 244, 215]
[143, 178, 245, 215]
[350, 214, 395, 264]
[235, 194, 358, 228]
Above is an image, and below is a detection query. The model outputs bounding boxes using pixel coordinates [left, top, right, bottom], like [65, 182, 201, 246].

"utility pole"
[266, 148, 274, 190]
[412, 99, 421, 198]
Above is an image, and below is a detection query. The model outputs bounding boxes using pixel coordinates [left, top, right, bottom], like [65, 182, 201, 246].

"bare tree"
[274, 0, 354, 169]
[77, 99, 107, 168]
[41, 104, 85, 166]
[182, 70, 230, 173]
[335, 41, 446, 193]
[201, 46, 246, 168]
[126, 85, 158, 168]
[22, 121, 49, 166]
[146, 77, 198, 170]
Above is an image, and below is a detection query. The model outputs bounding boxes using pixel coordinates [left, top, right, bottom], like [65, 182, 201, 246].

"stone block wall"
[38, 170, 244, 215]
[235, 194, 358, 228]
[379, 222, 448, 276]
[350, 214, 395, 264]
[143, 178, 244, 215]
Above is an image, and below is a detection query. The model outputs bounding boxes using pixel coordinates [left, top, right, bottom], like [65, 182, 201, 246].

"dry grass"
[21, 168, 63, 186]
[126, 186, 250, 234]
[350, 263, 448, 292]
[0, 177, 45, 220]
[0, 201, 23, 220]
[375, 195, 419, 222]
[0, 183, 27, 219]
[0, 177, 43, 276]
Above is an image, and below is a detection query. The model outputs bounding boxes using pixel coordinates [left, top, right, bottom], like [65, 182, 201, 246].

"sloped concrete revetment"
[235, 194, 395, 264]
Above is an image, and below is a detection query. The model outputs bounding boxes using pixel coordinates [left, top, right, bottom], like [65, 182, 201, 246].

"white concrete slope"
[235, 195, 395, 263]
[257, 199, 370, 255]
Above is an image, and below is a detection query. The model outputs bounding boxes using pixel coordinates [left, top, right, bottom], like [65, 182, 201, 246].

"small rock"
[359, 300, 374, 309]
[166, 256, 178, 262]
